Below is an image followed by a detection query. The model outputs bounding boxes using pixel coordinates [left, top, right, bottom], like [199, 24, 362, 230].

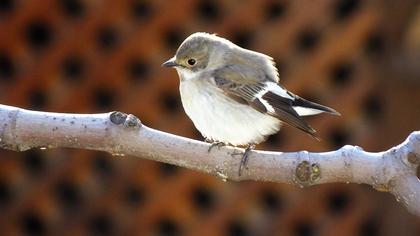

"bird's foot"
[204, 138, 212, 143]
[231, 144, 255, 176]
[207, 141, 226, 153]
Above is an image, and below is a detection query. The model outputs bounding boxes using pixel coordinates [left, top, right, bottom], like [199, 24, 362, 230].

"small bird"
[163, 32, 339, 174]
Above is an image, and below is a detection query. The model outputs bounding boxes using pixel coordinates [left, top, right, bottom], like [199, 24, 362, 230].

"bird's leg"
[232, 144, 255, 176]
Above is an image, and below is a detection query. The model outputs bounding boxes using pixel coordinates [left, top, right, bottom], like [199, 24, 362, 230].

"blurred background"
[0, 0, 419, 235]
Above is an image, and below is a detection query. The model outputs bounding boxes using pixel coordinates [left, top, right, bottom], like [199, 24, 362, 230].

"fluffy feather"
[180, 77, 281, 146]
[164, 32, 340, 145]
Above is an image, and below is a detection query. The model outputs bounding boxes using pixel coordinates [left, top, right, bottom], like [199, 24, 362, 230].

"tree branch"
[0, 104, 419, 215]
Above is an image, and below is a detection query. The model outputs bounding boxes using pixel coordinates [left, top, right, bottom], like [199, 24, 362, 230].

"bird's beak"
[162, 56, 178, 67]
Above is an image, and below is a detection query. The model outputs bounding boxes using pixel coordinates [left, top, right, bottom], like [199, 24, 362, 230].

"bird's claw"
[231, 145, 255, 176]
[207, 142, 226, 153]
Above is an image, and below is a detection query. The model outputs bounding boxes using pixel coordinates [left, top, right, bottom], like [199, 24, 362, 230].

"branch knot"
[109, 111, 141, 129]
[407, 152, 420, 165]
[295, 160, 321, 187]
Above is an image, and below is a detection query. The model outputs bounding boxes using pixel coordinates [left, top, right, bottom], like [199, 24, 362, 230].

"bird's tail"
[291, 96, 341, 117]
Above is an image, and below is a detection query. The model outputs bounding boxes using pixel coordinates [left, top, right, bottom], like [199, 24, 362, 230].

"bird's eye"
[187, 59, 196, 66]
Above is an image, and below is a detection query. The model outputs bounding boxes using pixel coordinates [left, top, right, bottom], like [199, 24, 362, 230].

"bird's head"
[162, 32, 231, 79]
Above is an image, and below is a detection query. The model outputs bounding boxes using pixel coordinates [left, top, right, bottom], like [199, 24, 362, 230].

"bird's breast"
[179, 79, 280, 146]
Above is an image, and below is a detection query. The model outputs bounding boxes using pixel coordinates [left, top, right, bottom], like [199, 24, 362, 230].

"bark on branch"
[0, 104, 419, 215]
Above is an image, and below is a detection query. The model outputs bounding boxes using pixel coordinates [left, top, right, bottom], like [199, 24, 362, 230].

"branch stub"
[407, 152, 420, 165]
[295, 161, 322, 187]
[110, 111, 127, 125]
[124, 114, 141, 128]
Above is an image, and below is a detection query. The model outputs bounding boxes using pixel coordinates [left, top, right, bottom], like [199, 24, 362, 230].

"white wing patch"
[258, 98, 275, 113]
[254, 87, 274, 113]
[293, 106, 323, 116]
[265, 82, 294, 99]
[254, 82, 294, 113]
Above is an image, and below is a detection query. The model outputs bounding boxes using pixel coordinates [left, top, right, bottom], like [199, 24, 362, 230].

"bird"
[162, 32, 339, 175]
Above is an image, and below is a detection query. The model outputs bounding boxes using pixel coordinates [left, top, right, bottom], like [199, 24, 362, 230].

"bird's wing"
[212, 65, 319, 138]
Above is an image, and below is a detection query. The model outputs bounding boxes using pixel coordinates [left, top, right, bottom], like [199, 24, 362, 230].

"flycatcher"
[163, 32, 339, 175]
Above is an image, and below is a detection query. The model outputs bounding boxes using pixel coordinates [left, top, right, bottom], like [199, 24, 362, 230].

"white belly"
[180, 80, 281, 146]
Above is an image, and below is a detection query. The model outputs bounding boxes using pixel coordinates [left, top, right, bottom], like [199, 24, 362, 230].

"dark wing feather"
[262, 92, 319, 139]
[213, 64, 267, 104]
[212, 65, 319, 139]
[215, 77, 269, 114]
